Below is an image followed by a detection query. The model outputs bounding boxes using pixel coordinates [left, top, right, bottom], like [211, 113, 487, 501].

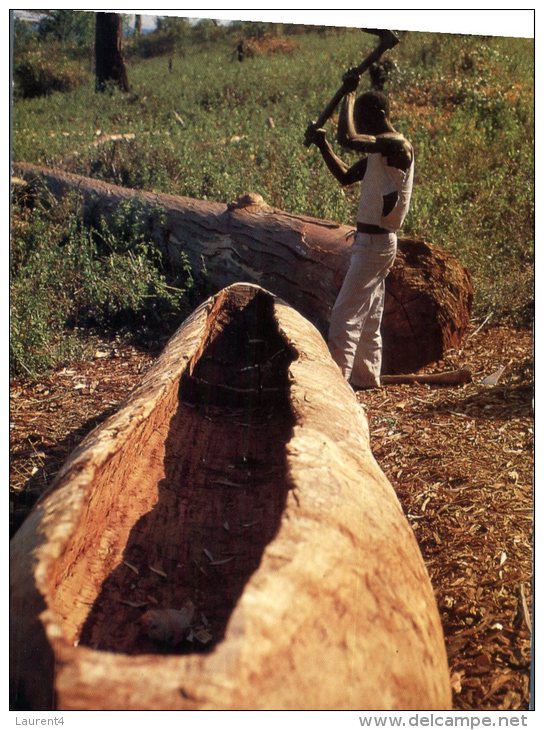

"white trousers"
[328, 232, 397, 388]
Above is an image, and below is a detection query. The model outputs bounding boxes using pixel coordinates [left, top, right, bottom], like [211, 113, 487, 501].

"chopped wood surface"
[10, 322, 532, 710]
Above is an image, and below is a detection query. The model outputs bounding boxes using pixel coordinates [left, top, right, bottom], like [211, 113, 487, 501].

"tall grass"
[11, 28, 534, 375]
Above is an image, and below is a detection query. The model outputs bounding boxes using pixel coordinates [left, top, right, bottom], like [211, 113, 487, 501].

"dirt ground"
[9, 323, 533, 711]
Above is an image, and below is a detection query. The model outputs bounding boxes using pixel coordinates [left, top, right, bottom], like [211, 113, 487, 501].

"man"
[305, 71, 414, 389]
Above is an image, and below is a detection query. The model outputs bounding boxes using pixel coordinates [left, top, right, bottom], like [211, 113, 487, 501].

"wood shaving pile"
[9, 342, 155, 534]
[9, 323, 533, 710]
[359, 324, 533, 710]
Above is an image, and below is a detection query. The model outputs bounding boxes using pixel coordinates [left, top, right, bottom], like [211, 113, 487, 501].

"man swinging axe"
[304, 28, 415, 390]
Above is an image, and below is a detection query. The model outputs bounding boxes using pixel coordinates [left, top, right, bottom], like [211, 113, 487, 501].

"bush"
[13, 53, 87, 98]
[37, 9, 95, 47]
[130, 30, 178, 59]
[10, 184, 196, 377]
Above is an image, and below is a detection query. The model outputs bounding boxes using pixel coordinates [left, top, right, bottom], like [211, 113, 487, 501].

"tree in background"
[13, 17, 37, 53]
[13, 10, 95, 98]
[38, 9, 95, 46]
[95, 12, 129, 92]
[132, 15, 192, 58]
[191, 18, 222, 45]
[156, 16, 190, 33]
[155, 16, 191, 45]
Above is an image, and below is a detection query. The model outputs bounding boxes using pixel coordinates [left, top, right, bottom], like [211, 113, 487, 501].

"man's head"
[354, 90, 391, 134]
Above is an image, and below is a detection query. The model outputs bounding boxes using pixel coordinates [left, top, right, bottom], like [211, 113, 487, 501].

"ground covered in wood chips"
[9, 324, 533, 711]
[359, 325, 533, 711]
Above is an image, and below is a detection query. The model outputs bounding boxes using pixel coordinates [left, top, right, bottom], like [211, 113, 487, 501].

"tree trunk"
[13, 162, 473, 373]
[95, 12, 129, 92]
[134, 14, 142, 36]
[10, 283, 451, 710]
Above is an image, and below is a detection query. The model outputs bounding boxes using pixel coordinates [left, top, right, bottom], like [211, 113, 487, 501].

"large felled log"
[10, 283, 451, 711]
[13, 161, 473, 373]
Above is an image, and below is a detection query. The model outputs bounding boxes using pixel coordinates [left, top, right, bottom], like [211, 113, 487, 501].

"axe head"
[361, 28, 400, 51]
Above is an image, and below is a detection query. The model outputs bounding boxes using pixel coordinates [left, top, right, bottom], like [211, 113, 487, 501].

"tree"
[191, 18, 222, 44]
[95, 12, 129, 92]
[156, 16, 191, 43]
[13, 17, 37, 53]
[38, 10, 94, 45]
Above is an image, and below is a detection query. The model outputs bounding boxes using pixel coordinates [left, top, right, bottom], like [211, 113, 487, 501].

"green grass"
[11, 27, 534, 375]
[10, 184, 196, 377]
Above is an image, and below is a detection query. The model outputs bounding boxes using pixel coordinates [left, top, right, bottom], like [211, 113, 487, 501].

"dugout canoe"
[10, 283, 452, 711]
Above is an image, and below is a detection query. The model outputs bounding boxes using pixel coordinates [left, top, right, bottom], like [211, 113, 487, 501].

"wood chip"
[209, 556, 235, 566]
[194, 628, 213, 645]
[141, 603, 195, 645]
[149, 565, 168, 578]
[123, 560, 140, 575]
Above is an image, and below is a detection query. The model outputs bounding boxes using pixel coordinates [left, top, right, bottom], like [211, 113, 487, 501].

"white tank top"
[357, 144, 414, 232]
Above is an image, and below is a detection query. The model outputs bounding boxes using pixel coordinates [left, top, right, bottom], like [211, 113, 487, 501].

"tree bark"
[10, 283, 451, 710]
[13, 162, 473, 373]
[95, 12, 129, 92]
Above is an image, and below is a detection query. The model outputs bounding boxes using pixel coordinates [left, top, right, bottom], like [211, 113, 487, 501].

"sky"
[144, 9, 534, 37]
[9, 8, 536, 38]
[13, 10, 158, 32]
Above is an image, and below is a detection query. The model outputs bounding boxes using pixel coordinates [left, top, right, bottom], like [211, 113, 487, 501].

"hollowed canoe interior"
[52, 288, 296, 655]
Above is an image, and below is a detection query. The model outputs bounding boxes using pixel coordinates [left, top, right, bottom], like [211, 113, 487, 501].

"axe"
[303, 28, 400, 146]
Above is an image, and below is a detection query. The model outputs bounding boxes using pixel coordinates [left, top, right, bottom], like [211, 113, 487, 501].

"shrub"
[244, 35, 298, 57]
[13, 53, 87, 98]
[129, 30, 178, 59]
[10, 184, 196, 377]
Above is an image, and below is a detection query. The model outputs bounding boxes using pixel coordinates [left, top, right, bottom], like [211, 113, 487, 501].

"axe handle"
[304, 40, 393, 146]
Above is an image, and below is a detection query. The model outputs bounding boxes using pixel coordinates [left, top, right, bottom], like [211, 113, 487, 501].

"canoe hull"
[10, 283, 451, 710]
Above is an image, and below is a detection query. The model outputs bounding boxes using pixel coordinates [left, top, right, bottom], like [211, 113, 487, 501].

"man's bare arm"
[337, 92, 379, 153]
[305, 125, 367, 186]
[338, 93, 414, 168]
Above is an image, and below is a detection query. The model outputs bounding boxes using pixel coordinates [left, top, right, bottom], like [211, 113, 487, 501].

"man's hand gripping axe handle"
[303, 28, 400, 146]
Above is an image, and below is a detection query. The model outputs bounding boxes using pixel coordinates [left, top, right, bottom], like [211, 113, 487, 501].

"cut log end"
[382, 238, 474, 374]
